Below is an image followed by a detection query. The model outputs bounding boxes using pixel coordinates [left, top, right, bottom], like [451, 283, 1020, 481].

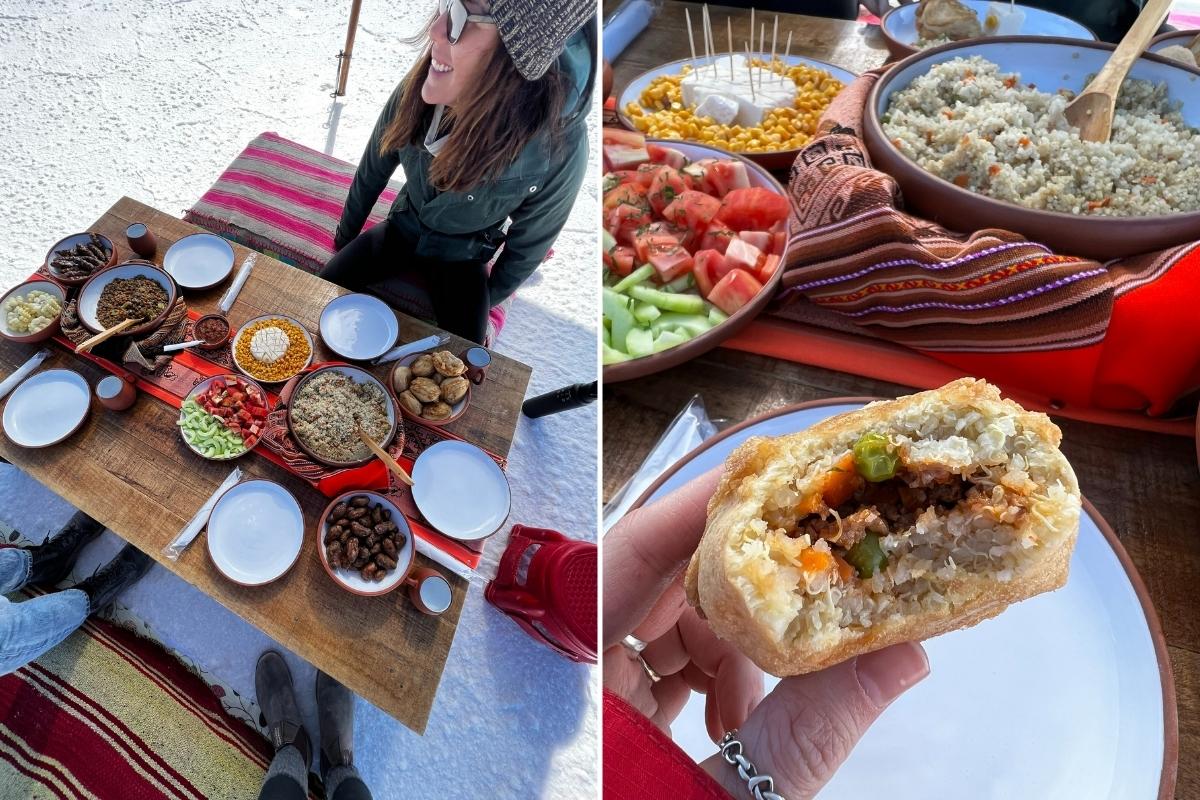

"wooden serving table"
[0, 197, 533, 734]
[606, 4, 1197, 796]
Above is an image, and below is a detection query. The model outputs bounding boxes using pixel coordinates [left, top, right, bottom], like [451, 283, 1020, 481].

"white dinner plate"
[629, 399, 1174, 799]
[162, 233, 235, 290]
[319, 293, 400, 361]
[881, 1, 1096, 50]
[206, 480, 304, 586]
[411, 440, 510, 541]
[2, 369, 91, 448]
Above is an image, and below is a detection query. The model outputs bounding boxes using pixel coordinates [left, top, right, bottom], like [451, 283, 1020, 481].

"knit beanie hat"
[491, 0, 594, 80]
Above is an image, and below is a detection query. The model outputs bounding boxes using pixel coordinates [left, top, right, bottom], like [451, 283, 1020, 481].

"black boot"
[256, 651, 312, 767]
[28, 511, 105, 587]
[316, 670, 355, 778]
[73, 544, 152, 614]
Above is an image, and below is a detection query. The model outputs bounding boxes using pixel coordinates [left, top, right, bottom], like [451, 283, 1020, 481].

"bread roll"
[685, 379, 1080, 676]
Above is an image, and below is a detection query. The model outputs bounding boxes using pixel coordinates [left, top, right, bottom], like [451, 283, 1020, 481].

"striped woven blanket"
[774, 73, 1200, 416]
[185, 132, 509, 344]
[0, 601, 298, 800]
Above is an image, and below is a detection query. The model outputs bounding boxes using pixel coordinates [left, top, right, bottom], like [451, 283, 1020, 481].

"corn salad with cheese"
[625, 60, 844, 153]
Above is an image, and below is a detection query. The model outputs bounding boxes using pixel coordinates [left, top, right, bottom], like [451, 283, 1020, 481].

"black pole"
[522, 381, 598, 418]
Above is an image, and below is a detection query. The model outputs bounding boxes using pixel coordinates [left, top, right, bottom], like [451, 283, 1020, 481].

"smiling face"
[421, 0, 502, 107]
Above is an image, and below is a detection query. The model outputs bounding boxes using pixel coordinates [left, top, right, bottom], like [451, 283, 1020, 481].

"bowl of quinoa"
[864, 37, 1200, 259]
[287, 365, 399, 467]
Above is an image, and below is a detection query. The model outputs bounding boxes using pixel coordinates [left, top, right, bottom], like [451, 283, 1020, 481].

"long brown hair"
[380, 30, 573, 193]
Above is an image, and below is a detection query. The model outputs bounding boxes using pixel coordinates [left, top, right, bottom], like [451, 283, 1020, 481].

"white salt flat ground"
[0, 1, 598, 797]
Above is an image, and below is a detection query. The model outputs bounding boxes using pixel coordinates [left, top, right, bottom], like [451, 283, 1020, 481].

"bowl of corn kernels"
[618, 53, 855, 171]
[232, 314, 314, 384]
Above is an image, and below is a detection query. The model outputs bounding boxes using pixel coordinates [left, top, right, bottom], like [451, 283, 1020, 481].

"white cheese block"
[983, 2, 1025, 35]
[681, 54, 796, 127]
[694, 93, 740, 126]
[250, 326, 290, 364]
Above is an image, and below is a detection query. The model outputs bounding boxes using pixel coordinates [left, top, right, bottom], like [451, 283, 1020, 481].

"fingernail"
[855, 642, 929, 708]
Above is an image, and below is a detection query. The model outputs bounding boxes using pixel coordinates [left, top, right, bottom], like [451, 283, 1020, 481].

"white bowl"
[2, 368, 90, 448]
[411, 440, 510, 541]
[77, 262, 177, 337]
[317, 491, 415, 596]
[230, 314, 314, 384]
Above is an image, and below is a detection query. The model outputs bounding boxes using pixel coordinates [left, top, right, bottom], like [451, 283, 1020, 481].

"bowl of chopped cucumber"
[178, 374, 269, 460]
[602, 134, 790, 382]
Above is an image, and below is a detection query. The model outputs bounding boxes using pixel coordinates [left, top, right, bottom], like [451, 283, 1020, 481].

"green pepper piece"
[852, 432, 898, 482]
[845, 533, 887, 578]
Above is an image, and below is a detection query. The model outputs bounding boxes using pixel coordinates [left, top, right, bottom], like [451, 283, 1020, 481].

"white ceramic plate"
[206, 480, 304, 586]
[2, 369, 91, 448]
[411, 440, 510, 541]
[318, 492, 414, 596]
[162, 233, 235, 290]
[319, 293, 400, 361]
[632, 400, 1172, 799]
[882, 1, 1096, 49]
[618, 53, 856, 133]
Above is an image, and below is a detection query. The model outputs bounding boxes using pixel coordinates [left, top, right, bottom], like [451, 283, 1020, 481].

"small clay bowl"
[0, 280, 66, 344]
[44, 232, 117, 286]
[194, 313, 231, 350]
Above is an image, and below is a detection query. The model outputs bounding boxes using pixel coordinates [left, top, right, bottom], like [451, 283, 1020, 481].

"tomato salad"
[602, 129, 790, 365]
[178, 375, 270, 459]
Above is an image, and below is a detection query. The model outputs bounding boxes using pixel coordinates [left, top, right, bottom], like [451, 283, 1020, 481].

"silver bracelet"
[719, 730, 785, 800]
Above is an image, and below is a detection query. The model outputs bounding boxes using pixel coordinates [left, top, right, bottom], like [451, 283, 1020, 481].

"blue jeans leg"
[0, 548, 89, 675]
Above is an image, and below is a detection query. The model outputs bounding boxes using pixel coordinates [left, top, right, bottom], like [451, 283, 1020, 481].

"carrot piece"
[833, 553, 856, 583]
[801, 549, 833, 574]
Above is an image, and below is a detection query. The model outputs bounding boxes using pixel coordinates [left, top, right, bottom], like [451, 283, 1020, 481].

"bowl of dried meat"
[318, 491, 415, 597]
[44, 232, 117, 286]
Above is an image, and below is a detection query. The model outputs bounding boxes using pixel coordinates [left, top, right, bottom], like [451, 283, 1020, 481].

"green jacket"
[334, 32, 592, 306]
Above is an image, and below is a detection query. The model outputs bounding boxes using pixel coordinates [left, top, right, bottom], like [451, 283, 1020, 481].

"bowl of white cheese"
[618, 53, 856, 172]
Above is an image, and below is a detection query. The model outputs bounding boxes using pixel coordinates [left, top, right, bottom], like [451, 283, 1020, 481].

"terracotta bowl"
[286, 364, 400, 468]
[317, 491, 415, 597]
[878, 1, 1096, 60]
[616, 54, 857, 173]
[0, 280, 65, 344]
[1149, 29, 1200, 60]
[194, 313, 231, 351]
[863, 37, 1200, 261]
[603, 140, 789, 384]
[391, 352, 471, 427]
[43, 231, 117, 286]
[76, 262, 178, 338]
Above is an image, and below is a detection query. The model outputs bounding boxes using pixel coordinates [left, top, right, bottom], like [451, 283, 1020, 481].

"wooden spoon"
[1064, 0, 1173, 142]
[356, 423, 414, 486]
[76, 318, 139, 353]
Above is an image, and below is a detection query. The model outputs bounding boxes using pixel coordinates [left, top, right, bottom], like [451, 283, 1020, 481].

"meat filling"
[792, 469, 974, 565]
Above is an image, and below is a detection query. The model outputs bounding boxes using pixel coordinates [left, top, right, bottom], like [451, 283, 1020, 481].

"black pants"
[320, 222, 491, 345]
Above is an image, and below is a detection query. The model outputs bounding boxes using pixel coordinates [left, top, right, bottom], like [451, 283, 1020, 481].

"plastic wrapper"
[603, 0, 663, 62]
[603, 394, 717, 532]
[163, 467, 242, 560]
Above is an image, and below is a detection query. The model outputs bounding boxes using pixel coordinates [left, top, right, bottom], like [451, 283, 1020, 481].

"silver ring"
[621, 634, 647, 654]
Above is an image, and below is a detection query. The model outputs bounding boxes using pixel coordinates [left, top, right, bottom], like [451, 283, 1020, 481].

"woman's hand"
[604, 468, 930, 799]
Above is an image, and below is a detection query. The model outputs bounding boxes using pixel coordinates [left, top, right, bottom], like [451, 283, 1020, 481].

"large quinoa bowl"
[863, 37, 1200, 260]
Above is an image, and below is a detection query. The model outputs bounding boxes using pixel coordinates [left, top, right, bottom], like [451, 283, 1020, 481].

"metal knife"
[371, 333, 450, 366]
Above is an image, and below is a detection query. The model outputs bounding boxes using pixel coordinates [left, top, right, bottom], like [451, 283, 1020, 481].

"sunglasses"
[437, 0, 495, 45]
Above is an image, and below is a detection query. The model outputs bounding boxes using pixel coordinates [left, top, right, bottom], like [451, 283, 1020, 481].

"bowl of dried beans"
[318, 491, 415, 597]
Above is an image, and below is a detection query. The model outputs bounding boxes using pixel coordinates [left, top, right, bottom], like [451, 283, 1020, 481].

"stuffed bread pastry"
[684, 379, 1080, 676]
